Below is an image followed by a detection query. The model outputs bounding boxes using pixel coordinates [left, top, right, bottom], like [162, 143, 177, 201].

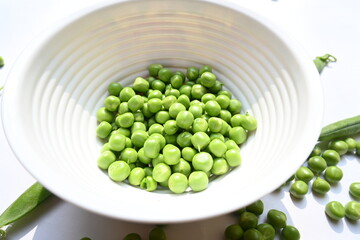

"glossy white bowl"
[2, 0, 323, 223]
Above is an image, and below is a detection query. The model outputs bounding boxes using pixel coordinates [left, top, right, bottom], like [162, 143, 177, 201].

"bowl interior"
[2, 0, 323, 223]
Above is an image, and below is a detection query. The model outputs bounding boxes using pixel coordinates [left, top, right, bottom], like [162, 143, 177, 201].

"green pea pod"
[0, 56, 4, 68]
[319, 115, 360, 141]
[0, 182, 52, 228]
[313, 54, 336, 73]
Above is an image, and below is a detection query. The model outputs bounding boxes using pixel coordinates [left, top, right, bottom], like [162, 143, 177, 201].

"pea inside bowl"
[1, 0, 323, 223]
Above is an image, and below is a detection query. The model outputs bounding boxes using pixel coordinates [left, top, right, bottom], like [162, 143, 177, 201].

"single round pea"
[131, 122, 146, 132]
[133, 77, 149, 93]
[224, 224, 244, 240]
[96, 107, 114, 123]
[322, 149, 340, 166]
[177, 94, 190, 109]
[199, 65, 212, 75]
[192, 152, 213, 172]
[162, 95, 177, 110]
[164, 120, 179, 135]
[97, 150, 116, 169]
[208, 80, 223, 94]
[191, 132, 210, 151]
[344, 201, 360, 220]
[133, 111, 145, 122]
[307, 156, 327, 174]
[188, 171, 209, 192]
[192, 118, 208, 133]
[108, 133, 126, 151]
[148, 63, 163, 77]
[169, 102, 186, 118]
[176, 111, 194, 130]
[200, 72, 216, 88]
[186, 66, 199, 81]
[179, 84, 192, 98]
[113, 127, 131, 137]
[290, 180, 308, 198]
[201, 93, 216, 103]
[257, 223, 275, 240]
[141, 103, 153, 118]
[325, 201, 345, 220]
[324, 166, 343, 184]
[228, 99, 242, 114]
[96, 121, 112, 139]
[219, 110, 232, 123]
[246, 200, 264, 216]
[218, 89, 232, 98]
[210, 132, 225, 142]
[100, 143, 111, 153]
[148, 123, 164, 135]
[148, 89, 163, 99]
[312, 177, 331, 194]
[344, 137, 357, 153]
[281, 225, 300, 240]
[229, 126, 247, 145]
[170, 74, 184, 89]
[165, 88, 180, 98]
[172, 159, 191, 177]
[181, 147, 197, 162]
[149, 133, 166, 149]
[164, 133, 177, 145]
[155, 111, 170, 124]
[108, 161, 130, 182]
[225, 148, 242, 167]
[123, 233, 141, 240]
[118, 102, 129, 114]
[349, 182, 360, 198]
[143, 137, 161, 158]
[138, 148, 151, 164]
[174, 70, 185, 80]
[148, 98, 163, 113]
[176, 131, 193, 148]
[267, 209, 287, 229]
[128, 167, 145, 186]
[116, 112, 134, 128]
[239, 211, 258, 230]
[211, 158, 229, 175]
[108, 82, 123, 96]
[243, 229, 263, 240]
[104, 95, 121, 112]
[208, 117, 223, 133]
[152, 154, 165, 167]
[230, 114, 245, 127]
[163, 144, 181, 165]
[310, 145, 322, 157]
[152, 163, 171, 183]
[128, 95, 144, 112]
[168, 173, 188, 194]
[191, 84, 207, 99]
[158, 68, 172, 83]
[208, 139, 227, 157]
[225, 139, 240, 150]
[119, 87, 136, 102]
[205, 100, 221, 117]
[120, 148, 138, 164]
[215, 94, 230, 109]
[328, 140, 348, 155]
[140, 176, 158, 192]
[188, 104, 203, 118]
[151, 79, 166, 92]
[295, 166, 314, 182]
[241, 113, 258, 131]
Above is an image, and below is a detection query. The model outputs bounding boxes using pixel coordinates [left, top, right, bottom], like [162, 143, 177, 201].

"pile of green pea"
[224, 200, 300, 240]
[285, 138, 360, 221]
[95, 64, 257, 193]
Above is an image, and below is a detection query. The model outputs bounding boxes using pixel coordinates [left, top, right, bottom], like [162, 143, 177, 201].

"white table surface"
[1, 0, 359, 239]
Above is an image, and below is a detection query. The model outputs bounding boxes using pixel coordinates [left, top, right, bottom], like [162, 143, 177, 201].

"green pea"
[147, 76, 156, 84]
[199, 72, 216, 88]
[177, 95, 190, 109]
[115, 112, 134, 128]
[108, 133, 126, 151]
[208, 139, 227, 157]
[133, 77, 149, 93]
[309, 145, 322, 157]
[218, 89, 232, 98]
[123, 233, 141, 240]
[192, 152, 213, 172]
[149, 227, 166, 240]
[148, 98, 163, 113]
[164, 120, 178, 135]
[229, 126, 247, 145]
[164, 133, 177, 145]
[228, 99, 242, 114]
[169, 102, 186, 118]
[328, 140, 348, 155]
[349, 182, 360, 198]
[118, 102, 129, 114]
[162, 95, 177, 110]
[107, 82, 123, 96]
[104, 95, 121, 112]
[312, 177, 330, 194]
[192, 118, 208, 133]
[281, 225, 300, 240]
[344, 201, 360, 220]
[225, 148, 242, 167]
[131, 122, 146, 133]
[344, 137, 357, 153]
[140, 176, 158, 192]
[176, 111, 194, 130]
[191, 132, 210, 151]
[172, 159, 191, 177]
[149, 133, 166, 149]
[211, 158, 229, 175]
[168, 173, 188, 194]
[162, 144, 181, 165]
[246, 200, 264, 216]
[148, 89, 163, 99]
[295, 166, 314, 182]
[165, 88, 180, 98]
[170, 74, 184, 89]
[230, 114, 245, 127]
[113, 127, 131, 137]
[143, 137, 161, 158]
[208, 117, 223, 133]
[324, 166, 343, 184]
[96, 107, 114, 123]
[219, 110, 232, 123]
[97, 150, 116, 169]
[188, 171, 209, 192]
[199, 65, 212, 75]
[133, 111, 145, 123]
[100, 143, 111, 153]
[201, 93, 216, 104]
[325, 201, 345, 220]
[158, 68, 172, 83]
[243, 229, 263, 240]
[267, 209, 287, 230]
[225, 139, 240, 150]
[205, 100, 221, 117]
[174, 70, 186, 80]
[191, 84, 207, 99]
[239, 212, 258, 230]
[186, 66, 199, 81]
[155, 111, 170, 124]
[241, 113, 258, 131]
[224, 224, 244, 240]
[176, 131, 193, 148]
[208, 80, 223, 94]
[209, 132, 225, 142]
[151, 79, 166, 92]
[322, 149, 340, 166]
[188, 104, 203, 118]
[181, 147, 197, 162]
[307, 156, 327, 174]
[152, 154, 165, 167]
[128, 95, 144, 112]
[215, 94, 230, 109]
[179, 84, 192, 97]
[257, 223, 275, 240]
[119, 87, 136, 102]
[120, 148, 138, 164]
[138, 148, 151, 164]
[128, 167, 145, 186]
[96, 121, 112, 139]
[108, 161, 131, 182]
[152, 163, 171, 183]
[148, 123, 164, 135]
[290, 180, 308, 198]
[148, 63, 163, 77]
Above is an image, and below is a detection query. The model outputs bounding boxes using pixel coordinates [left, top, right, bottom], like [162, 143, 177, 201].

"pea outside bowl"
[1, 0, 323, 223]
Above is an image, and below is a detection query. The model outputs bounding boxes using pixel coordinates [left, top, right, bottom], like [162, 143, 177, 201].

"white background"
[1, 0, 359, 239]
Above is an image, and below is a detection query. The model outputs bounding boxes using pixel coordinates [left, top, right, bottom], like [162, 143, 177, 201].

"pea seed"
[325, 201, 345, 220]
[290, 180, 308, 198]
[267, 209, 287, 229]
[224, 224, 244, 240]
[149, 227, 166, 240]
[349, 182, 360, 198]
[239, 212, 258, 230]
[295, 166, 314, 182]
[344, 201, 360, 221]
[312, 177, 331, 194]
[188, 171, 209, 192]
[324, 166, 343, 184]
[281, 225, 300, 240]
[257, 223, 275, 240]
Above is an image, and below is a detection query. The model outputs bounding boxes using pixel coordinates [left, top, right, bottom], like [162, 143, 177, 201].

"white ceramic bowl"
[2, 0, 323, 223]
